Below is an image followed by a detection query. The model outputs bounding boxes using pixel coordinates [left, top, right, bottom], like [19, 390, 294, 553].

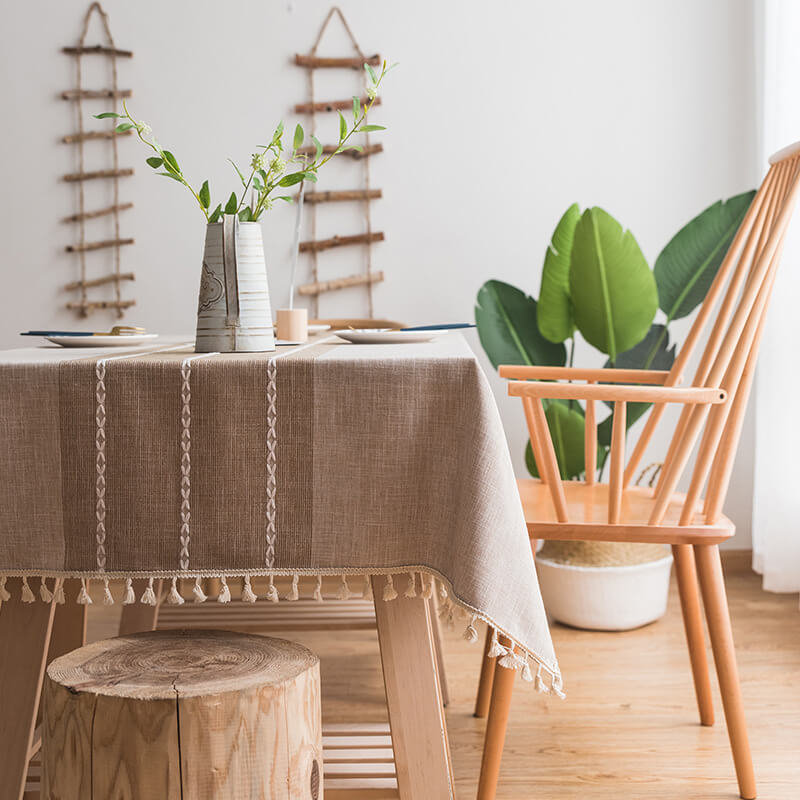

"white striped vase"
[195, 217, 276, 353]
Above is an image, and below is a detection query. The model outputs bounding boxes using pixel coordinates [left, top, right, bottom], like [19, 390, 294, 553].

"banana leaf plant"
[475, 190, 755, 480]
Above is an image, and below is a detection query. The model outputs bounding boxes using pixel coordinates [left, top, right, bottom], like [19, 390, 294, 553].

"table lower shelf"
[25, 722, 398, 798]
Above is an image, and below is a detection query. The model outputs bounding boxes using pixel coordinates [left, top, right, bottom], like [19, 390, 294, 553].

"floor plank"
[69, 554, 799, 798]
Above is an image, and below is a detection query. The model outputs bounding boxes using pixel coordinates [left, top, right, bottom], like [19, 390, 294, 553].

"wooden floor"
[80, 552, 799, 799]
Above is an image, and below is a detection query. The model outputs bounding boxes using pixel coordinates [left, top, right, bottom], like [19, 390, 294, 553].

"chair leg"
[476, 636, 516, 800]
[474, 625, 497, 718]
[695, 544, 756, 800]
[672, 543, 715, 726]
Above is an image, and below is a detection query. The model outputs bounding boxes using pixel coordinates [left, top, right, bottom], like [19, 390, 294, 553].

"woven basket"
[538, 540, 669, 567]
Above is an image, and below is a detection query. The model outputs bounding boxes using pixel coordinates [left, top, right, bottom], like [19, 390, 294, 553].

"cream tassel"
[122, 578, 136, 605]
[487, 628, 506, 659]
[102, 577, 115, 606]
[217, 576, 231, 603]
[39, 578, 54, 603]
[362, 574, 373, 600]
[421, 573, 434, 599]
[463, 615, 479, 643]
[140, 577, 157, 606]
[336, 575, 352, 600]
[192, 577, 207, 603]
[21, 577, 36, 603]
[266, 575, 279, 603]
[285, 574, 299, 601]
[76, 578, 92, 605]
[437, 581, 447, 601]
[551, 674, 566, 700]
[404, 572, 417, 598]
[167, 577, 184, 605]
[0, 576, 10, 602]
[312, 574, 323, 601]
[521, 654, 534, 683]
[54, 578, 66, 605]
[498, 647, 521, 671]
[382, 574, 398, 601]
[535, 665, 549, 693]
[241, 576, 257, 603]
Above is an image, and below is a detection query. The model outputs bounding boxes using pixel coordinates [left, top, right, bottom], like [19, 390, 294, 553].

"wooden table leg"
[118, 578, 163, 635]
[372, 575, 455, 800]
[0, 579, 56, 800]
[429, 595, 450, 707]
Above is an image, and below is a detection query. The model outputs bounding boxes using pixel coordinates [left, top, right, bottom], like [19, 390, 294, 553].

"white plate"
[45, 334, 159, 348]
[334, 329, 444, 345]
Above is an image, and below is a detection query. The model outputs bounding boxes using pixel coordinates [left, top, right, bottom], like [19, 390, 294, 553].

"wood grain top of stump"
[47, 629, 319, 699]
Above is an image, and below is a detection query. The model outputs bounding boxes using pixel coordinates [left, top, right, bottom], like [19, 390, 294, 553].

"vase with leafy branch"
[474, 190, 754, 628]
[95, 61, 393, 352]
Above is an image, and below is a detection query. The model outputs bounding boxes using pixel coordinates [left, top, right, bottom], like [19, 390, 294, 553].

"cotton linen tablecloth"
[0, 333, 561, 691]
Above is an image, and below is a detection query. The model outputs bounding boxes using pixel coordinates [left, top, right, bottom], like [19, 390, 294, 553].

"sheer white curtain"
[752, 0, 800, 599]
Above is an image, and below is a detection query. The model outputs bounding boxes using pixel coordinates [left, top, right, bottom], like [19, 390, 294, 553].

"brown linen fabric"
[0, 335, 559, 681]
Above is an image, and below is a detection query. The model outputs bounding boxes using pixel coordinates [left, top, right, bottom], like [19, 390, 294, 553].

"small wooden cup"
[276, 308, 308, 342]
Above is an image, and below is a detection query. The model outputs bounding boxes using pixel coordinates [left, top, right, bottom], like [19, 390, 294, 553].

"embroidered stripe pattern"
[93, 343, 193, 573]
[179, 353, 218, 571]
[95, 361, 108, 572]
[265, 356, 277, 568]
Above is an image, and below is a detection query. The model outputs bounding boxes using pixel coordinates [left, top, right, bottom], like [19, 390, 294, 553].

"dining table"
[0, 331, 560, 800]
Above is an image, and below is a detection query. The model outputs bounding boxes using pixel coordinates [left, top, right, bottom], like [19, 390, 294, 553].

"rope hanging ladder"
[61, 2, 135, 318]
[294, 7, 385, 318]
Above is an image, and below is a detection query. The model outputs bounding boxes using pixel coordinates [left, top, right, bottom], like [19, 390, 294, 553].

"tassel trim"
[382, 573, 398, 601]
[0, 568, 562, 696]
[241, 575, 257, 603]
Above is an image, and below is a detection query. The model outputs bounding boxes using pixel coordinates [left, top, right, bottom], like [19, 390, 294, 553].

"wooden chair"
[475, 142, 800, 800]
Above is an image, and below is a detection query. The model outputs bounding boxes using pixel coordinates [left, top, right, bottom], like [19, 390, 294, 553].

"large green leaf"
[524, 401, 607, 480]
[597, 324, 676, 446]
[475, 280, 566, 368]
[538, 203, 580, 343]
[654, 190, 755, 322]
[569, 207, 657, 361]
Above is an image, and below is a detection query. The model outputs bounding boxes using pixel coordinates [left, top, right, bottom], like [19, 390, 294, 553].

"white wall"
[0, 0, 758, 546]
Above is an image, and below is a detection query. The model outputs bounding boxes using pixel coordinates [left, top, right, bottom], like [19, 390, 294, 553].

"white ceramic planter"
[195, 217, 276, 353]
[536, 554, 673, 631]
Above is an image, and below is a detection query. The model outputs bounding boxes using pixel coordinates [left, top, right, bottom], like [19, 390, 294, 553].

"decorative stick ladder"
[61, 2, 135, 318]
[294, 7, 384, 318]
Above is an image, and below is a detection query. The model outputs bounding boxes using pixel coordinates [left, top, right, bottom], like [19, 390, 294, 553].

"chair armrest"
[498, 365, 677, 385]
[508, 380, 726, 405]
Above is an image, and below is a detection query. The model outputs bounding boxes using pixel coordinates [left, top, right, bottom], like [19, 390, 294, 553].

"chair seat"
[518, 479, 735, 545]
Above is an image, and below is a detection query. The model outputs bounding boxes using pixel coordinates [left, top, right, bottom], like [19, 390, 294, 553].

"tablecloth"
[0, 334, 561, 692]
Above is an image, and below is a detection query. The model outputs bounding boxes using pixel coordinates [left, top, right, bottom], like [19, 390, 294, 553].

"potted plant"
[475, 190, 754, 630]
[94, 61, 394, 352]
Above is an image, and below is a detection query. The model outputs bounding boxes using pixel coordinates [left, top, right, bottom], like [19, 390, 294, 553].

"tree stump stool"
[42, 629, 322, 800]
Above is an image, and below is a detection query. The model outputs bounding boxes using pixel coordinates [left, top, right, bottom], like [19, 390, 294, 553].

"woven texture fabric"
[0, 334, 559, 680]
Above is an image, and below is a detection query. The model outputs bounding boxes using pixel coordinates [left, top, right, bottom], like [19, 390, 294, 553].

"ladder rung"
[295, 97, 382, 114]
[62, 45, 133, 58]
[298, 271, 384, 297]
[297, 143, 383, 161]
[66, 238, 134, 253]
[297, 272, 383, 295]
[61, 89, 132, 100]
[63, 169, 134, 182]
[62, 129, 133, 143]
[65, 272, 135, 291]
[294, 53, 381, 69]
[303, 189, 382, 204]
[299, 232, 384, 253]
[63, 203, 134, 223]
[66, 299, 136, 312]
